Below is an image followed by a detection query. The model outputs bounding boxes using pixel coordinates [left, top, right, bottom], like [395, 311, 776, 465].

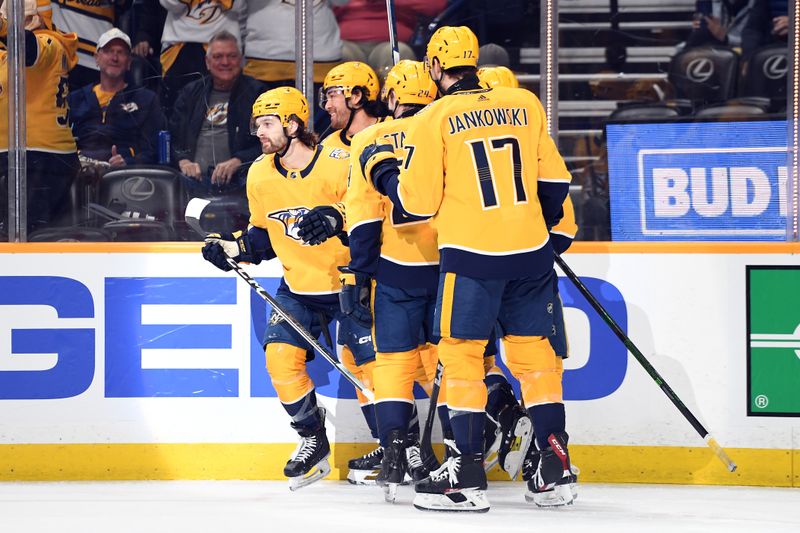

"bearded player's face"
[254, 116, 288, 155]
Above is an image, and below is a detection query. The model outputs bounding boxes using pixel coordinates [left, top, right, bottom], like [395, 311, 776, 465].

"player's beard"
[328, 107, 349, 130]
[261, 133, 288, 155]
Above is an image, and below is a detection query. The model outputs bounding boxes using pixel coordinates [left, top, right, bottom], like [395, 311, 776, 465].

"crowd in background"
[0, 0, 791, 241]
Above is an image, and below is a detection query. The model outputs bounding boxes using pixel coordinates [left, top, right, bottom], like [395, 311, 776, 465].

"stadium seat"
[99, 166, 182, 240]
[607, 103, 681, 122]
[694, 102, 767, 119]
[740, 44, 788, 102]
[668, 46, 738, 103]
[103, 219, 173, 242]
[27, 226, 111, 242]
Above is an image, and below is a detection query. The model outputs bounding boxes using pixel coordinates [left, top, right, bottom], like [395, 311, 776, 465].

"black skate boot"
[377, 430, 407, 502]
[347, 444, 383, 485]
[482, 413, 502, 472]
[413, 449, 489, 513]
[405, 437, 435, 483]
[523, 432, 575, 507]
[497, 400, 533, 480]
[284, 408, 331, 491]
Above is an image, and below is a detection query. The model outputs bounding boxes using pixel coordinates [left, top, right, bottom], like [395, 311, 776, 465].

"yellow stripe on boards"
[438, 272, 456, 338]
[1, 443, 796, 487]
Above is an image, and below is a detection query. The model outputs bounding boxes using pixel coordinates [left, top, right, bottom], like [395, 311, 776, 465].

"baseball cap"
[97, 28, 131, 51]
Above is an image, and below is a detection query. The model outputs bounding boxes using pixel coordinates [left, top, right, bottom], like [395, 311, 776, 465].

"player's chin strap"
[278, 130, 296, 158]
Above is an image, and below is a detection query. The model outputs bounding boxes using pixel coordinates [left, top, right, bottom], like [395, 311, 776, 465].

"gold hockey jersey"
[0, 29, 78, 153]
[347, 115, 439, 288]
[395, 85, 571, 279]
[247, 143, 351, 295]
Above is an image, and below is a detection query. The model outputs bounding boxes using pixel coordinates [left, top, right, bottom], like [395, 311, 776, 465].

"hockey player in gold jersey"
[319, 61, 386, 151]
[201, 87, 376, 490]
[0, 0, 79, 233]
[335, 60, 445, 501]
[361, 27, 574, 512]
[475, 66, 580, 499]
[303, 59, 389, 484]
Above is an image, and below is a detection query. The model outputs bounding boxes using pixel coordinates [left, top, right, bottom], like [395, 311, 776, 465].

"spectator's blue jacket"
[68, 84, 165, 164]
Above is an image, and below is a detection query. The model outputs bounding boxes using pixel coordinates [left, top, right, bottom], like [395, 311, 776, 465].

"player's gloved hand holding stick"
[202, 230, 266, 271]
[337, 267, 372, 329]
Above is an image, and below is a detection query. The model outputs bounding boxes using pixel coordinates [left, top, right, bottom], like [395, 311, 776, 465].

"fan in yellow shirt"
[0, 0, 79, 233]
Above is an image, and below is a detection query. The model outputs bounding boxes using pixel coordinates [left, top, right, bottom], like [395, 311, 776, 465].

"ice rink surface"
[1, 480, 798, 533]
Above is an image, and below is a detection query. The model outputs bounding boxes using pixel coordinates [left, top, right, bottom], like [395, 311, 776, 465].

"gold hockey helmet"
[381, 60, 436, 106]
[251, 87, 309, 133]
[320, 61, 381, 107]
[477, 66, 519, 89]
[425, 26, 479, 72]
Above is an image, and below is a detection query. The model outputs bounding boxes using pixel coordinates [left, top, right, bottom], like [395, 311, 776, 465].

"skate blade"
[525, 484, 574, 507]
[347, 468, 380, 486]
[288, 455, 331, 491]
[412, 488, 490, 513]
[501, 417, 533, 480]
[383, 483, 399, 503]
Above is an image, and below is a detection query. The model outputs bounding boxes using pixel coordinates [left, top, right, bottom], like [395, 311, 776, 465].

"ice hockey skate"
[376, 430, 407, 502]
[405, 440, 434, 483]
[413, 448, 490, 513]
[523, 432, 575, 507]
[497, 403, 534, 480]
[285, 409, 331, 491]
[482, 414, 502, 472]
[346, 445, 383, 485]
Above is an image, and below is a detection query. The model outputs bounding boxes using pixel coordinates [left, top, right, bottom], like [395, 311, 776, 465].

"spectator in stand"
[742, 0, 788, 59]
[158, 0, 246, 114]
[0, 0, 80, 232]
[333, 0, 445, 59]
[244, 0, 346, 88]
[477, 43, 511, 67]
[50, 0, 128, 91]
[170, 31, 264, 195]
[685, 0, 754, 49]
[68, 28, 166, 170]
[131, 0, 166, 59]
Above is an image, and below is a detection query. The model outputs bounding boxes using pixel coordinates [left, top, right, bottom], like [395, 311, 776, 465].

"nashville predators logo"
[179, 0, 231, 24]
[268, 207, 309, 242]
[205, 102, 228, 126]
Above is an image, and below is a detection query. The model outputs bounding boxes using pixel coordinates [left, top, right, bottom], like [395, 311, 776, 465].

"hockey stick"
[554, 253, 737, 472]
[185, 198, 375, 401]
[419, 361, 443, 470]
[385, 0, 401, 65]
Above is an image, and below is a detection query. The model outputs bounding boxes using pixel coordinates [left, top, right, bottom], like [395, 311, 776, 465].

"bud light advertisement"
[606, 119, 788, 241]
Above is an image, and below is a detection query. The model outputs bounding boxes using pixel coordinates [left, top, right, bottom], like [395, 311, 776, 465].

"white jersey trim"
[380, 255, 439, 267]
[439, 238, 549, 256]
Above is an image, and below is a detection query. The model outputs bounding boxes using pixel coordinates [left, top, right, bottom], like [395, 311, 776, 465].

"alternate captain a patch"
[269, 207, 310, 241]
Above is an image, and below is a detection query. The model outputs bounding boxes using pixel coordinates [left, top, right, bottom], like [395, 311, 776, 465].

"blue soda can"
[158, 130, 171, 164]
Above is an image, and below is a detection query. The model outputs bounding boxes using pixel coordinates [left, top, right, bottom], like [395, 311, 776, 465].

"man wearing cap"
[68, 28, 166, 169]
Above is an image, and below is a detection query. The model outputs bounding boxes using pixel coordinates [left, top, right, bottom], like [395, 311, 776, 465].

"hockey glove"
[338, 266, 373, 329]
[297, 205, 344, 245]
[549, 232, 573, 255]
[202, 230, 261, 272]
[359, 142, 399, 196]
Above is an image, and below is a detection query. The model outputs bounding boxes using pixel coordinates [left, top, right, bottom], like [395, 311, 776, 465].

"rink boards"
[0, 242, 798, 487]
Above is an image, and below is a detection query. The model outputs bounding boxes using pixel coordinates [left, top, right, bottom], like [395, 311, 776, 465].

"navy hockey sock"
[361, 403, 379, 439]
[449, 410, 485, 455]
[284, 390, 321, 430]
[437, 404, 452, 436]
[376, 401, 413, 446]
[528, 403, 565, 450]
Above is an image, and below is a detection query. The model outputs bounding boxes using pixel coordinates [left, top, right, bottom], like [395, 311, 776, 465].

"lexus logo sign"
[763, 54, 787, 80]
[121, 177, 156, 201]
[686, 58, 714, 83]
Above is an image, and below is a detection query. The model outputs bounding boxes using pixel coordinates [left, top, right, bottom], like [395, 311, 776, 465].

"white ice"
[1, 481, 798, 533]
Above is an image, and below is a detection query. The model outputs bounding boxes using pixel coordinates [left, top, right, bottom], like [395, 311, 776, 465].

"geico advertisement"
[0, 258, 627, 404]
[8, 250, 794, 448]
[607, 119, 788, 241]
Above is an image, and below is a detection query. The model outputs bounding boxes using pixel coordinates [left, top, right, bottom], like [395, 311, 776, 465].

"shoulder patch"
[328, 148, 350, 160]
